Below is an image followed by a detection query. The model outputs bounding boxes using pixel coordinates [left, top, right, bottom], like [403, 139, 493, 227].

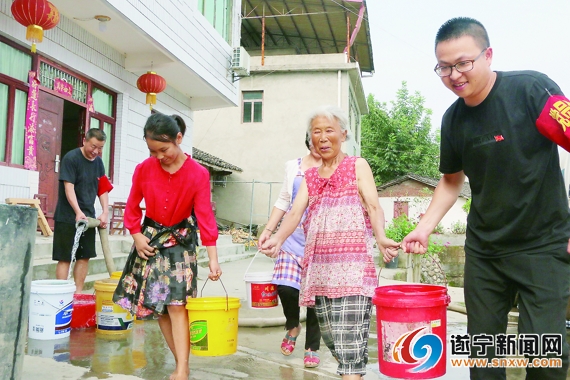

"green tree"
[361, 82, 440, 184]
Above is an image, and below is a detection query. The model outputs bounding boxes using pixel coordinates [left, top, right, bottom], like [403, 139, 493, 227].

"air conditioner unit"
[232, 47, 250, 76]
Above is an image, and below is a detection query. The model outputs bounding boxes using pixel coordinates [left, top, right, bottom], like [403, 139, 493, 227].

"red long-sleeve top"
[124, 154, 218, 246]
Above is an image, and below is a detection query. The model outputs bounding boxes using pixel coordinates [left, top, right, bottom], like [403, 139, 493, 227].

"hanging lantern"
[11, 0, 60, 53]
[136, 71, 167, 110]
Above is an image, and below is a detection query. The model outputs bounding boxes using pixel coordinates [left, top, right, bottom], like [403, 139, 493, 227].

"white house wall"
[0, 0, 239, 209]
[194, 54, 366, 225]
[379, 196, 468, 233]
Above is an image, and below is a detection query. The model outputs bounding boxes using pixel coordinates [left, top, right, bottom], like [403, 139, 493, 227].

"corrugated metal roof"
[241, 0, 374, 73]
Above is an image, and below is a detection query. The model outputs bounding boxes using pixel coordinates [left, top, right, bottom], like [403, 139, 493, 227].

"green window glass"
[92, 88, 113, 117]
[197, 0, 232, 43]
[242, 91, 263, 123]
[253, 102, 262, 122]
[11, 89, 27, 165]
[102, 122, 112, 176]
[90, 118, 100, 129]
[203, 1, 215, 24]
[0, 83, 7, 162]
[0, 42, 32, 82]
[243, 102, 252, 123]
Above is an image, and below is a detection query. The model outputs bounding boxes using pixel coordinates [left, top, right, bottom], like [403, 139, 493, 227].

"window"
[242, 91, 263, 123]
[394, 201, 409, 218]
[90, 86, 116, 178]
[197, 0, 233, 44]
[0, 39, 32, 166]
[38, 61, 88, 103]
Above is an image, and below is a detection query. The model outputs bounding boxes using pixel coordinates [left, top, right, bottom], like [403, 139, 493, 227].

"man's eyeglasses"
[434, 48, 487, 77]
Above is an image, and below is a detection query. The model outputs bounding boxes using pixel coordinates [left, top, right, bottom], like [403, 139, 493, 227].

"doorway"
[36, 90, 85, 228]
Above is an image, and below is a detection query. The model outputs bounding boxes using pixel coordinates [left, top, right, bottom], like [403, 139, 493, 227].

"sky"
[361, 0, 570, 130]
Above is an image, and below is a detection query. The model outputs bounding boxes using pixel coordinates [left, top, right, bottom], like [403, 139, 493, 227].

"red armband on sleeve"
[536, 95, 570, 152]
[98, 175, 113, 196]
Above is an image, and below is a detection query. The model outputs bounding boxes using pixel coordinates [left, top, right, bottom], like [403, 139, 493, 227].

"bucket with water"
[243, 251, 278, 309]
[187, 278, 241, 356]
[29, 280, 76, 340]
[373, 284, 450, 379]
[94, 278, 133, 334]
[71, 293, 96, 329]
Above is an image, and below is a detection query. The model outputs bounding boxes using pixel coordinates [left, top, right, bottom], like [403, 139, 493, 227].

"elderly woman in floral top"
[261, 105, 399, 379]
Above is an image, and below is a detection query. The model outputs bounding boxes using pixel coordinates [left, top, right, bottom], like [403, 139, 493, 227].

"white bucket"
[244, 271, 278, 309]
[29, 280, 76, 340]
[243, 251, 278, 309]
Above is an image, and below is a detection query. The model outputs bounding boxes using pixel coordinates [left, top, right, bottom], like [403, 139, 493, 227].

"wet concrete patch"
[24, 313, 570, 379]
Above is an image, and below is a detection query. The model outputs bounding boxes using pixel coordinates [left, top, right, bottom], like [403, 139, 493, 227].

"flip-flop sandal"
[280, 325, 301, 356]
[304, 350, 320, 368]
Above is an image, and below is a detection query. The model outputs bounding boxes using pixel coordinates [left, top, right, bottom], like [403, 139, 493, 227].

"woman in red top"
[113, 113, 221, 380]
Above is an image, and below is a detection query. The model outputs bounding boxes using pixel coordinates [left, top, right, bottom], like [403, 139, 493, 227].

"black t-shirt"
[54, 148, 105, 224]
[440, 70, 570, 257]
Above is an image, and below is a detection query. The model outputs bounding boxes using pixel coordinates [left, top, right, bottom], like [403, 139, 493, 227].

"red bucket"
[71, 294, 96, 329]
[373, 284, 450, 379]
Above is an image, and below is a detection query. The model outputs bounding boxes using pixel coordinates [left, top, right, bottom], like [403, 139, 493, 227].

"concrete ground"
[21, 254, 569, 379]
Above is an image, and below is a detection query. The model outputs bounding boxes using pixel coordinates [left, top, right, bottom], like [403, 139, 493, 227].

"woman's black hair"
[305, 132, 311, 150]
[143, 113, 186, 143]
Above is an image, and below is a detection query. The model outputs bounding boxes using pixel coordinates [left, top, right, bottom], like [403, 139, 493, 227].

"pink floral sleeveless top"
[300, 156, 377, 306]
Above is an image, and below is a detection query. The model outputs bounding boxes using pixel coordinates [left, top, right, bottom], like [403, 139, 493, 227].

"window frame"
[89, 83, 117, 180]
[242, 91, 263, 124]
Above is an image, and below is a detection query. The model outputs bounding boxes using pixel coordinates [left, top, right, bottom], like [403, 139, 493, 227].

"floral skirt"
[113, 217, 198, 320]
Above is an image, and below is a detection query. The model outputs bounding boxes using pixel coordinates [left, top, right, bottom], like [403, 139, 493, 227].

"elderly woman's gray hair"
[306, 105, 350, 140]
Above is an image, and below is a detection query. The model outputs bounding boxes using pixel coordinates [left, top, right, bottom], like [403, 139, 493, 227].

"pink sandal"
[304, 350, 320, 368]
[280, 325, 301, 356]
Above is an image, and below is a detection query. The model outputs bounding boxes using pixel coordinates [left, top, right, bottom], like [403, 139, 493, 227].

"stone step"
[33, 234, 131, 259]
[32, 232, 248, 288]
[32, 252, 130, 281]
[33, 233, 236, 258]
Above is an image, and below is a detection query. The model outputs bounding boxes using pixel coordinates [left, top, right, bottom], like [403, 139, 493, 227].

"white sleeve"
[273, 160, 294, 211]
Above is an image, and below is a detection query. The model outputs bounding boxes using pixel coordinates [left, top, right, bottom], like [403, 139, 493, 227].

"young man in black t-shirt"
[53, 128, 109, 292]
[402, 17, 570, 380]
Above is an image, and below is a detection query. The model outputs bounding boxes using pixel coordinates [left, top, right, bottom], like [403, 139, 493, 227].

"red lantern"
[136, 71, 167, 110]
[11, 0, 60, 53]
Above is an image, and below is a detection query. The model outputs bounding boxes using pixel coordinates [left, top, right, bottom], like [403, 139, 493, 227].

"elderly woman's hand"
[257, 228, 273, 250]
[377, 236, 401, 263]
[260, 236, 281, 258]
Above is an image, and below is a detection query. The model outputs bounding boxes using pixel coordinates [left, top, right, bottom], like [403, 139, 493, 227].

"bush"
[450, 220, 467, 234]
[385, 215, 416, 241]
[462, 198, 471, 214]
[426, 238, 447, 256]
[433, 223, 446, 234]
[385, 215, 451, 256]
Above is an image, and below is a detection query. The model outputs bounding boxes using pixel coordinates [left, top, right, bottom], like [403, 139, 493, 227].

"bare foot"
[169, 370, 189, 380]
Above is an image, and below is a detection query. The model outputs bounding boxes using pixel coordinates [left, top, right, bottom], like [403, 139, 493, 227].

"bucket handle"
[243, 250, 275, 278]
[377, 252, 448, 288]
[199, 277, 230, 311]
